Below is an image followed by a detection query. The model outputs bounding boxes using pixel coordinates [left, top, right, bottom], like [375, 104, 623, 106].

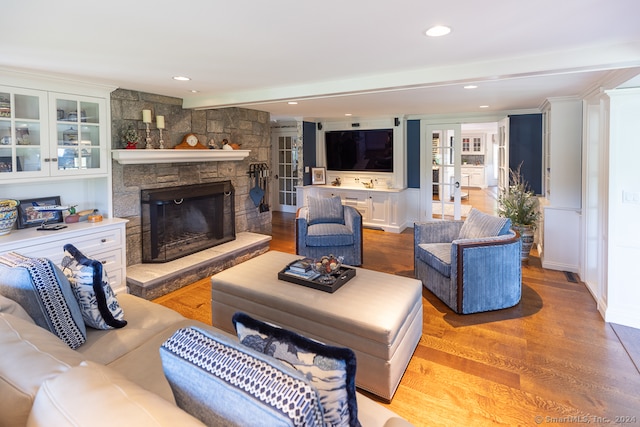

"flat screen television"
[325, 129, 393, 172]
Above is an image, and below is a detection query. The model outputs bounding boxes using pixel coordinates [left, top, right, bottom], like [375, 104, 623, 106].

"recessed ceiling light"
[345, 113, 352, 116]
[172, 76, 191, 81]
[190, 90, 199, 93]
[288, 101, 298, 105]
[425, 25, 451, 37]
[464, 85, 478, 89]
[479, 105, 490, 109]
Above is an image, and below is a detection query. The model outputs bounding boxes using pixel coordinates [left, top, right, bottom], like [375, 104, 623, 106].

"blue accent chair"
[414, 208, 522, 314]
[296, 196, 363, 266]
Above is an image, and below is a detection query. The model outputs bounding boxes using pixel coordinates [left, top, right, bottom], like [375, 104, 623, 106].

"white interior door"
[420, 123, 463, 220]
[271, 129, 299, 213]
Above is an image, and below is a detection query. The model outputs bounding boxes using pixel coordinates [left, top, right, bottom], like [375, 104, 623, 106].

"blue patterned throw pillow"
[0, 252, 86, 349]
[160, 327, 325, 427]
[61, 244, 126, 330]
[233, 312, 360, 427]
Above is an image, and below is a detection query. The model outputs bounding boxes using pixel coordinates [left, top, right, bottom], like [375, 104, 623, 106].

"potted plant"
[122, 126, 139, 149]
[497, 163, 541, 263]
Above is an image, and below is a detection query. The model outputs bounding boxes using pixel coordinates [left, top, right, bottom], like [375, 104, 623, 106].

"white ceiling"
[3, 0, 640, 121]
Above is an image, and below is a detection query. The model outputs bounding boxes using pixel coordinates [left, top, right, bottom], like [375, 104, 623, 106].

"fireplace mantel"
[111, 149, 251, 165]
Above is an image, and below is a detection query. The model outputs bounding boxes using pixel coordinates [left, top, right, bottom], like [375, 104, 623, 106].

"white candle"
[156, 115, 165, 129]
[142, 109, 152, 123]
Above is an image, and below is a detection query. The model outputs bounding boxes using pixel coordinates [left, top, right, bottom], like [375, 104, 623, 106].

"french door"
[271, 128, 299, 213]
[420, 123, 463, 220]
[497, 117, 510, 194]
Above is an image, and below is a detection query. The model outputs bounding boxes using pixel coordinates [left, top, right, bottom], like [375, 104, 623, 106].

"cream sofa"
[0, 291, 413, 427]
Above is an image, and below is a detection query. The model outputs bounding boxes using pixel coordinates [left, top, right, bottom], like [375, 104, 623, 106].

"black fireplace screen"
[141, 181, 235, 263]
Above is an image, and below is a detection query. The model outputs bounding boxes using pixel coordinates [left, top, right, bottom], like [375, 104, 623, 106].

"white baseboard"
[541, 258, 579, 273]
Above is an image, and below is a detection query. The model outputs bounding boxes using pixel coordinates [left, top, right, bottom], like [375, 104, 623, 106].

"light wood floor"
[154, 188, 640, 426]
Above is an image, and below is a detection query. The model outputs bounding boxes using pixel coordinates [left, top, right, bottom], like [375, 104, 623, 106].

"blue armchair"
[296, 196, 363, 266]
[414, 208, 522, 314]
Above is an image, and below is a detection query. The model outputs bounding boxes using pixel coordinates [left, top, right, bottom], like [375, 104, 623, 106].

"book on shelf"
[287, 258, 314, 273]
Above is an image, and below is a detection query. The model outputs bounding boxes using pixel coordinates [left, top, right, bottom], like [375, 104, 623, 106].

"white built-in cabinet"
[0, 87, 108, 180]
[0, 71, 114, 207]
[0, 70, 125, 291]
[296, 185, 407, 233]
[0, 219, 128, 294]
[539, 97, 583, 273]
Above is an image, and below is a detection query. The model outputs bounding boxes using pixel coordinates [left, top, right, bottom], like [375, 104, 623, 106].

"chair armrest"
[452, 229, 520, 247]
[295, 207, 309, 252]
[414, 220, 464, 245]
[343, 205, 362, 232]
[296, 206, 308, 222]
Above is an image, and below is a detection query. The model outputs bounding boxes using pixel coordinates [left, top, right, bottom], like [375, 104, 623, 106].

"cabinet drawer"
[16, 229, 122, 260]
[89, 248, 124, 271]
[64, 229, 123, 253]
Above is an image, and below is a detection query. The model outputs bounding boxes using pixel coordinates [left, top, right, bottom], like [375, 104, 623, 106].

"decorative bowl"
[312, 254, 344, 283]
[0, 199, 19, 236]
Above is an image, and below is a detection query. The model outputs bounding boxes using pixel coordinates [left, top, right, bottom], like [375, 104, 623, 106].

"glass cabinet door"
[52, 96, 105, 175]
[0, 88, 48, 178]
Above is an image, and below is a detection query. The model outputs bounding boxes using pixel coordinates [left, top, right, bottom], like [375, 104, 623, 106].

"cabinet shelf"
[111, 149, 251, 165]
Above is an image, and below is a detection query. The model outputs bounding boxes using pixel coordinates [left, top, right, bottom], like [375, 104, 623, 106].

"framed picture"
[311, 167, 326, 185]
[0, 156, 14, 173]
[17, 196, 64, 229]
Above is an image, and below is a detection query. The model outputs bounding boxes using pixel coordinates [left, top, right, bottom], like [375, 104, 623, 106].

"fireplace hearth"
[141, 181, 235, 263]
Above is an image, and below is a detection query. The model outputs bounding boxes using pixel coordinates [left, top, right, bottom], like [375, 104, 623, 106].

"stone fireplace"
[110, 89, 273, 298]
[141, 181, 235, 263]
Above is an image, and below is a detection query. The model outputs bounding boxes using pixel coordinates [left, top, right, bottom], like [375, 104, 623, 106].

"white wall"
[604, 87, 640, 329]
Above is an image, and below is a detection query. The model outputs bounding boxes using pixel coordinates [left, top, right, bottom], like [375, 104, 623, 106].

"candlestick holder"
[158, 128, 165, 149]
[144, 122, 153, 149]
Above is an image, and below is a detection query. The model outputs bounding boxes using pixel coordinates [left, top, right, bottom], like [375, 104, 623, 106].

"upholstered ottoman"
[210, 250, 423, 401]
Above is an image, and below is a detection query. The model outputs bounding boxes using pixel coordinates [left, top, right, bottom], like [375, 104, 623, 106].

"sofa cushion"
[233, 312, 360, 427]
[307, 223, 355, 246]
[458, 208, 511, 240]
[0, 293, 34, 323]
[416, 243, 452, 278]
[27, 361, 205, 427]
[0, 252, 86, 349]
[0, 312, 85, 427]
[61, 243, 127, 330]
[160, 326, 325, 427]
[308, 196, 345, 225]
[77, 293, 186, 365]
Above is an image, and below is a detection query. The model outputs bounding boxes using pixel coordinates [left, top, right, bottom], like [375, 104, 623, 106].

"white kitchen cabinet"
[297, 186, 406, 233]
[0, 219, 128, 294]
[461, 134, 484, 154]
[461, 166, 487, 188]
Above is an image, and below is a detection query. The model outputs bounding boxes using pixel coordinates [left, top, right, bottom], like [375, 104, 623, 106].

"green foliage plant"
[498, 163, 541, 230]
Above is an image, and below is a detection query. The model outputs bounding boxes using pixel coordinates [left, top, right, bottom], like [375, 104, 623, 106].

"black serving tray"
[278, 264, 356, 293]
